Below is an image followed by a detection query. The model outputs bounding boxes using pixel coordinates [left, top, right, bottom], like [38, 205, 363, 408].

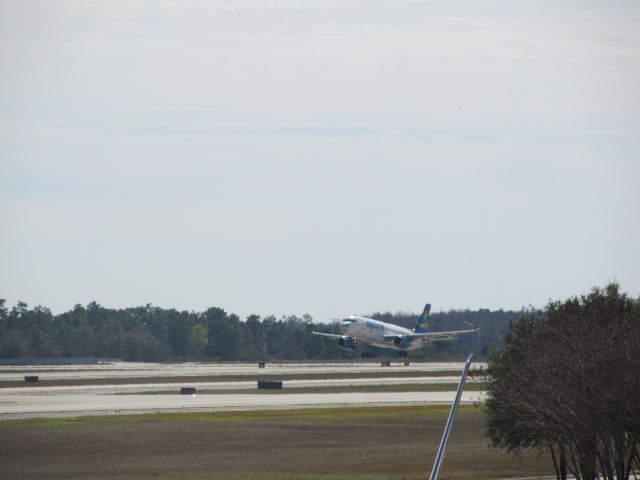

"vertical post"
[428, 353, 474, 480]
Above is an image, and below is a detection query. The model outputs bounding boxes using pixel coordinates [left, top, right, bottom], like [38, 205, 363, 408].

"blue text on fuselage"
[365, 321, 384, 332]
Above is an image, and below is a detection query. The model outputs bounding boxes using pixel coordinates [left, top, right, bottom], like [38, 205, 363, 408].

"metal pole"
[428, 352, 474, 480]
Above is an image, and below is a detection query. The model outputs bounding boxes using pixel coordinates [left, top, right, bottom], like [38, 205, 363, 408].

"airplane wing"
[383, 328, 479, 343]
[409, 328, 479, 340]
[312, 331, 358, 349]
[311, 332, 345, 338]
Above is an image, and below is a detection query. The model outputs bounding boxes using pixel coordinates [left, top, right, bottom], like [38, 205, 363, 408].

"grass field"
[0, 405, 552, 480]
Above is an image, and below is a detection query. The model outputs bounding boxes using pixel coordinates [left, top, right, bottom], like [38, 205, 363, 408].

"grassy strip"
[0, 404, 480, 429]
[0, 370, 474, 388]
[186, 475, 420, 480]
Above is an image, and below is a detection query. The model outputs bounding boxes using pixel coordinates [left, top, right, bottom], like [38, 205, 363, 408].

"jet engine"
[337, 336, 357, 349]
[393, 336, 410, 349]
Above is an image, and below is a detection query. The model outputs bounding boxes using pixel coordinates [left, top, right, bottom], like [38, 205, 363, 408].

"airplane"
[312, 303, 479, 357]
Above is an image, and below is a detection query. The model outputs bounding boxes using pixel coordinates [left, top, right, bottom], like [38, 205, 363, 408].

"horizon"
[0, 290, 589, 323]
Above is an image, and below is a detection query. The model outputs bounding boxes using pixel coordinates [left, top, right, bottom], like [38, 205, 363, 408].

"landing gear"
[361, 352, 371, 359]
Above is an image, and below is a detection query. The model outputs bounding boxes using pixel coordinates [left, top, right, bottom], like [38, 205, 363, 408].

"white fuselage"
[340, 315, 421, 351]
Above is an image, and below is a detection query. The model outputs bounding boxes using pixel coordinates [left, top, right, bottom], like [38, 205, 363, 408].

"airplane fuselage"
[340, 315, 423, 350]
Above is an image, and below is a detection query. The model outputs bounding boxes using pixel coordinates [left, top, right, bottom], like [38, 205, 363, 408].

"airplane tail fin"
[413, 303, 431, 333]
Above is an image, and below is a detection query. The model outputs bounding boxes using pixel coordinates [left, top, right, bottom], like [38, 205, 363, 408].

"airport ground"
[0, 361, 554, 479]
[0, 406, 553, 480]
[0, 361, 487, 418]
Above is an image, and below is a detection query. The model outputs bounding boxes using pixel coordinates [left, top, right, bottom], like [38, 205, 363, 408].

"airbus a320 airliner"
[312, 304, 479, 357]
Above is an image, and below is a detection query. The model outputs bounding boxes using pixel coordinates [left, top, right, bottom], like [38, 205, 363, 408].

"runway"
[0, 360, 485, 381]
[0, 361, 487, 419]
[0, 390, 486, 419]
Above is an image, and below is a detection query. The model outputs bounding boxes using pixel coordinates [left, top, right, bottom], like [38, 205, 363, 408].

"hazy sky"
[1, 0, 639, 322]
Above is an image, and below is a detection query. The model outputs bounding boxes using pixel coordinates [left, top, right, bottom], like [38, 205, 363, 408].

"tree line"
[0, 299, 520, 361]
